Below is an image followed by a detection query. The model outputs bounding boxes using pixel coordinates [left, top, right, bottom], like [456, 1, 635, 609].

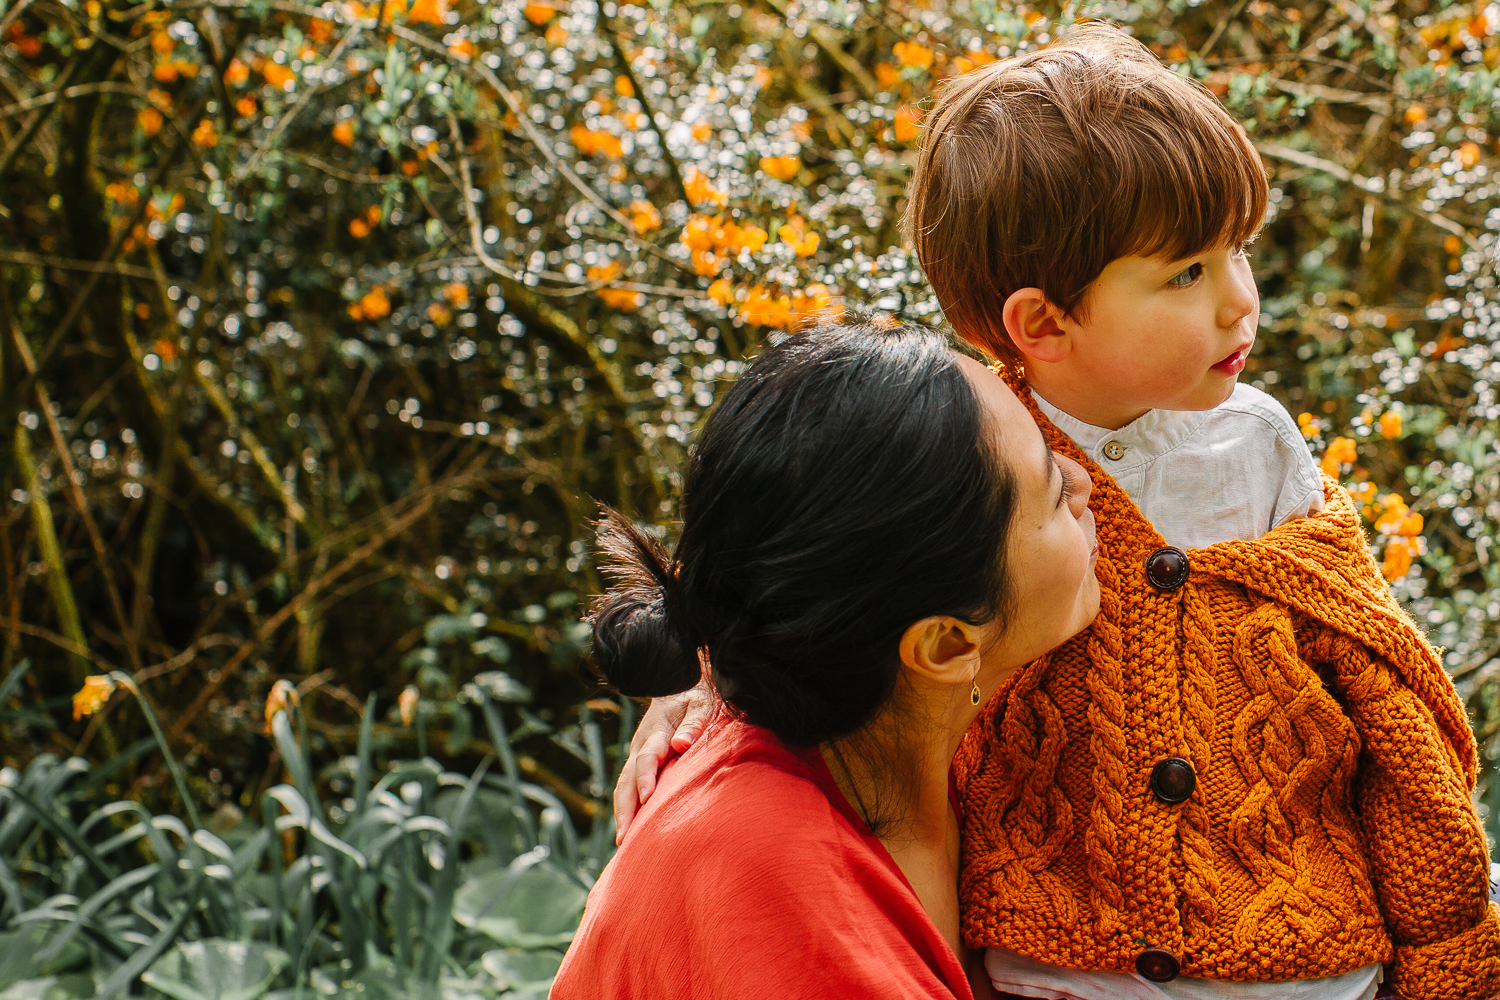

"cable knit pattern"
[955, 367, 1500, 998]
[1083, 554, 1129, 938]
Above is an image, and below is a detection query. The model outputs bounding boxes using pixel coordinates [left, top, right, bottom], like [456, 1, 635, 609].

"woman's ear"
[1003, 288, 1071, 365]
[899, 616, 984, 687]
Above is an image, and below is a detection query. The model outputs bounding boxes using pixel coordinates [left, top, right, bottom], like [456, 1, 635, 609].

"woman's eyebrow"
[1038, 432, 1064, 508]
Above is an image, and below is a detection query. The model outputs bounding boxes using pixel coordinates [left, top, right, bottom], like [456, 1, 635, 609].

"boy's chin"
[1158, 377, 1239, 413]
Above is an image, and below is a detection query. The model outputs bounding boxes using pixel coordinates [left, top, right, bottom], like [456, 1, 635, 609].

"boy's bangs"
[1113, 117, 1268, 267]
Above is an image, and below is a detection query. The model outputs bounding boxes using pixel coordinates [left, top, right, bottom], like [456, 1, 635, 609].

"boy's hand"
[613, 682, 714, 844]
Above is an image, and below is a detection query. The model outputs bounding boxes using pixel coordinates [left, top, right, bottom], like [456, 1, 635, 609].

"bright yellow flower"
[224, 58, 250, 87]
[73, 675, 117, 720]
[778, 216, 819, 257]
[264, 679, 300, 732]
[407, 0, 446, 23]
[357, 286, 390, 319]
[708, 278, 736, 306]
[683, 169, 727, 208]
[191, 119, 218, 148]
[760, 155, 800, 182]
[790, 284, 841, 327]
[138, 107, 164, 137]
[570, 125, 623, 160]
[741, 285, 792, 328]
[1378, 411, 1403, 439]
[1323, 436, 1357, 467]
[260, 60, 295, 90]
[893, 105, 922, 143]
[892, 41, 933, 70]
[1382, 537, 1416, 581]
[628, 199, 662, 234]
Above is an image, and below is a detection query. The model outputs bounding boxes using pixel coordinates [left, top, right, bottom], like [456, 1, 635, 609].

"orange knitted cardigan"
[954, 370, 1500, 1000]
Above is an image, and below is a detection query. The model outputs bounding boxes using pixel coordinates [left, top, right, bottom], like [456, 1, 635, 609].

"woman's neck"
[820, 686, 979, 955]
[822, 681, 977, 836]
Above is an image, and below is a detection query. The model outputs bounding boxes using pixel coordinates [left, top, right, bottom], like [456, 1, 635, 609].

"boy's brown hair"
[905, 23, 1268, 364]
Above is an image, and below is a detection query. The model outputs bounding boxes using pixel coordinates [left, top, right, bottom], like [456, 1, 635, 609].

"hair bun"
[588, 506, 700, 698]
[590, 591, 700, 698]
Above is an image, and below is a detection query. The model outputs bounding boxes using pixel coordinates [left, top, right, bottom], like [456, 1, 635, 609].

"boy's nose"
[1217, 262, 1259, 329]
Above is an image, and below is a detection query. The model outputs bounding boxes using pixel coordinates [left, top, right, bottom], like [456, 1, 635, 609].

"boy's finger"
[668, 698, 713, 752]
[612, 756, 641, 844]
[635, 764, 657, 805]
[669, 718, 705, 752]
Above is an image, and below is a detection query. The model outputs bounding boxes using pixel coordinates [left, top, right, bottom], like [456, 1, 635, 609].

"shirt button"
[1150, 757, 1197, 804]
[1102, 440, 1126, 461]
[1145, 546, 1190, 591]
[1136, 948, 1181, 982]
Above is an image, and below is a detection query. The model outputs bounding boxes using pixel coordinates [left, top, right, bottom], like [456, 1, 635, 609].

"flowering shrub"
[2, 0, 1500, 887]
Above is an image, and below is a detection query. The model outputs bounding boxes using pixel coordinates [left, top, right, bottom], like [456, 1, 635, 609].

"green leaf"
[141, 941, 290, 1000]
[402, 648, 438, 672]
[479, 949, 562, 991]
[0, 975, 95, 1000]
[466, 672, 529, 704]
[0, 927, 83, 992]
[424, 614, 477, 646]
[470, 637, 510, 664]
[452, 851, 586, 948]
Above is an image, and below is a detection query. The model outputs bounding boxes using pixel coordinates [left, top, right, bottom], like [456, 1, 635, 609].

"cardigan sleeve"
[1318, 628, 1500, 1000]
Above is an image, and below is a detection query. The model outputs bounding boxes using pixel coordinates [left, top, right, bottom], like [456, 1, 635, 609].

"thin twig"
[389, 23, 637, 233]
[165, 477, 470, 743]
[0, 81, 142, 121]
[1256, 142, 1484, 253]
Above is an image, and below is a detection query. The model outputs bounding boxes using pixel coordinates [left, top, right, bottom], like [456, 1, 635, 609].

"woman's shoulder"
[633, 719, 857, 853]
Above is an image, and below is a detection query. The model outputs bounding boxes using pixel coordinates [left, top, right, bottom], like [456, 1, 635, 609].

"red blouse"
[551, 717, 975, 1000]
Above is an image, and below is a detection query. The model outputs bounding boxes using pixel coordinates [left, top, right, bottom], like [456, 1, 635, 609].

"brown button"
[1150, 756, 1197, 804]
[1145, 546, 1190, 591]
[1135, 948, 1181, 982]
[1102, 440, 1126, 461]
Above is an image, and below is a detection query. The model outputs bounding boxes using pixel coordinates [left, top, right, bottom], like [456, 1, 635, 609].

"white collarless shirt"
[988, 384, 1378, 1000]
[1035, 382, 1325, 549]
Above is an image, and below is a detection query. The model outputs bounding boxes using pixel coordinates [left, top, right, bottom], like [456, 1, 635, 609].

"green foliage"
[0, 666, 625, 999]
[2, 0, 1500, 970]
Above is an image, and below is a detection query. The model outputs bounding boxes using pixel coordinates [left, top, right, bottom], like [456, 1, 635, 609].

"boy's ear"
[1004, 287, 1071, 365]
[899, 616, 983, 688]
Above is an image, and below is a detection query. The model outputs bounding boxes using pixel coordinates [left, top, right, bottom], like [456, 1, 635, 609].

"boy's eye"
[1167, 262, 1204, 286]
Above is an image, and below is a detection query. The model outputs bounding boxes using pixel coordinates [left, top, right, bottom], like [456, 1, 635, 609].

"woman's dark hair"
[590, 317, 1017, 747]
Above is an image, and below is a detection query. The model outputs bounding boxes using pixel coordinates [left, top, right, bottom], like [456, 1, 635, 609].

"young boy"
[613, 23, 1500, 1000]
[905, 23, 1499, 1000]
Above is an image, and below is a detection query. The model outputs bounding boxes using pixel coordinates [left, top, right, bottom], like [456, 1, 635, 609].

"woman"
[551, 318, 1099, 999]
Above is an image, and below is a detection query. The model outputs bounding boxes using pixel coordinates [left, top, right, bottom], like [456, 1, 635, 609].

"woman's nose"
[1059, 454, 1092, 516]
[1069, 466, 1093, 517]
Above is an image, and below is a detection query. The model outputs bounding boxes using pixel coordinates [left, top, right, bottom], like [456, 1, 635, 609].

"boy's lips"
[1212, 347, 1249, 376]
